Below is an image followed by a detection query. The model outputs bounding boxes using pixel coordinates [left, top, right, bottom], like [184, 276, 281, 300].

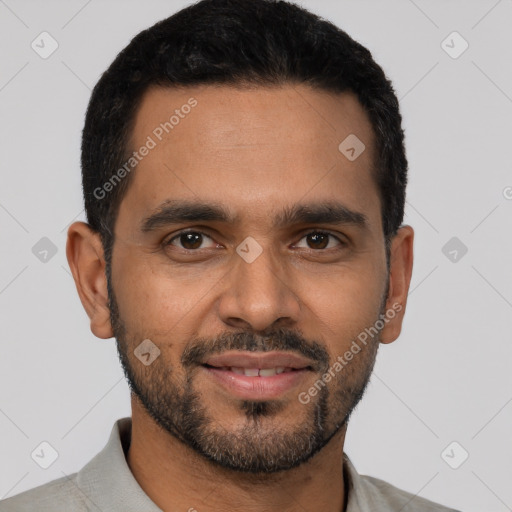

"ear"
[380, 225, 414, 344]
[66, 221, 113, 339]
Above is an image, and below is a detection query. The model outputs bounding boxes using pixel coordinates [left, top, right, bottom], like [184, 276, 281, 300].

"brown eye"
[307, 232, 329, 249]
[295, 231, 344, 250]
[166, 231, 216, 250]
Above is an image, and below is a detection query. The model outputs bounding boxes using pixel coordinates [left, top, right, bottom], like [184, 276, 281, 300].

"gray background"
[1, 1, 511, 511]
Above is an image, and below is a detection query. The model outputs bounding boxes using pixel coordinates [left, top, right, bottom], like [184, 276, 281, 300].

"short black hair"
[81, 0, 407, 269]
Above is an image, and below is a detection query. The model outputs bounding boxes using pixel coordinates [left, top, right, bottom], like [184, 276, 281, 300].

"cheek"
[111, 252, 217, 338]
[302, 268, 385, 353]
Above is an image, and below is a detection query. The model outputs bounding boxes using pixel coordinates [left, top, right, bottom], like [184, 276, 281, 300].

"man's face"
[109, 84, 390, 473]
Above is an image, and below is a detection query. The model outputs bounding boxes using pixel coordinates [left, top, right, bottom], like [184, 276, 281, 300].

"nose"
[217, 243, 301, 333]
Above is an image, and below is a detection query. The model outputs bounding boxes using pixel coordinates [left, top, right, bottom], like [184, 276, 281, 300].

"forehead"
[117, 84, 380, 234]
[130, 84, 374, 154]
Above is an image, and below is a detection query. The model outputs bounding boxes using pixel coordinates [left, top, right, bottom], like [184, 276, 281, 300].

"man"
[0, 0, 460, 510]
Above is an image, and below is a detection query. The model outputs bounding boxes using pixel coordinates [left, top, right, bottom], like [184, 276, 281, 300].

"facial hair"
[107, 272, 385, 474]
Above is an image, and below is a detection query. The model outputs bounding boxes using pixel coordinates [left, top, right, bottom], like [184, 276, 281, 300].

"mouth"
[202, 365, 305, 377]
[200, 351, 314, 400]
[202, 350, 314, 371]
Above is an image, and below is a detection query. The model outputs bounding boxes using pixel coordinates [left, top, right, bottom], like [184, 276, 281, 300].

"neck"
[126, 397, 348, 512]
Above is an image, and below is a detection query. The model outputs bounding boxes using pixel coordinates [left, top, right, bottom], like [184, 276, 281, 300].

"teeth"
[229, 367, 291, 377]
[259, 368, 277, 377]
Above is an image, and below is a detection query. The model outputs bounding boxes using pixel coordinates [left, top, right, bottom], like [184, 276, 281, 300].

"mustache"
[181, 327, 330, 372]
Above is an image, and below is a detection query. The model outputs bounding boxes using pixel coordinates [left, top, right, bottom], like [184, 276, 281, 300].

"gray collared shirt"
[0, 417, 460, 511]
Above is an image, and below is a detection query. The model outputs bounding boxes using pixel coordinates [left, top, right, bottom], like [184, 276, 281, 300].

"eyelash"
[163, 229, 347, 252]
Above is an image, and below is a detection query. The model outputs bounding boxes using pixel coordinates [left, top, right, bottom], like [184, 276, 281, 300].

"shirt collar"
[343, 452, 373, 511]
[76, 417, 162, 511]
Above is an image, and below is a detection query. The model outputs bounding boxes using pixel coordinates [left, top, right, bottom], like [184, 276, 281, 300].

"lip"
[202, 366, 311, 400]
[201, 351, 314, 400]
[203, 351, 314, 370]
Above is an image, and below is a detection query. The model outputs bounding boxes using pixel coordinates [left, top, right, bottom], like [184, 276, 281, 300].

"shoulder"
[0, 473, 90, 512]
[344, 455, 461, 512]
[358, 473, 460, 511]
[0, 417, 138, 512]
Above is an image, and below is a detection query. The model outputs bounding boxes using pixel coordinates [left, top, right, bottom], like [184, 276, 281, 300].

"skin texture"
[66, 84, 414, 512]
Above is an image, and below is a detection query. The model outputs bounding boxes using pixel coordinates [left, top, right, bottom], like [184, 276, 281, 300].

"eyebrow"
[140, 199, 368, 233]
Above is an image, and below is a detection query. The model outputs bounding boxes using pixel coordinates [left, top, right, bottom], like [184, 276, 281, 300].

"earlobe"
[66, 221, 114, 339]
[380, 225, 414, 344]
